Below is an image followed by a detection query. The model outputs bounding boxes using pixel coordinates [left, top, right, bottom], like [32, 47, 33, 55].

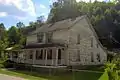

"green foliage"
[99, 71, 109, 80]
[99, 55, 120, 80]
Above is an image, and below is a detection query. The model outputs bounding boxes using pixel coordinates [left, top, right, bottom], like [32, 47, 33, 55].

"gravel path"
[0, 74, 25, 80]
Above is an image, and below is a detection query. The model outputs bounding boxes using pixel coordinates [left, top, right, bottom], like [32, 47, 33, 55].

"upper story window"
[37, 32, 44, 43]
[47, 32, 53, 43]
[77, 34, 80, 44]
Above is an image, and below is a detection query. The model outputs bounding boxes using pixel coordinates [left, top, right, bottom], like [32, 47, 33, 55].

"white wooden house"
[8, 15, 107, 67]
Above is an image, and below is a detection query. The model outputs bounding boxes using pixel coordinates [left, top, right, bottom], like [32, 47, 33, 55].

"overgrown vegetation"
[99, 54, 120, 80]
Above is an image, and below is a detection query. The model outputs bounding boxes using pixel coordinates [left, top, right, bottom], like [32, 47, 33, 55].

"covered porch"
[8, 43, 67, 67]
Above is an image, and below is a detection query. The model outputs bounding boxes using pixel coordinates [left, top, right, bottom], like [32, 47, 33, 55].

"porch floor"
[32, 65, 67, 68]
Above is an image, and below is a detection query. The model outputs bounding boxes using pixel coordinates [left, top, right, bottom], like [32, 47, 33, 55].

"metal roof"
[30, 15, 85, 35]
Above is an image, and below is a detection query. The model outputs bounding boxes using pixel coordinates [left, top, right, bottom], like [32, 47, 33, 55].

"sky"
[0, 0, 107, 28]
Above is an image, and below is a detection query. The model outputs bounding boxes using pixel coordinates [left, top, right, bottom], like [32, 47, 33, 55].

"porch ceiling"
[23, 43, 65, 49]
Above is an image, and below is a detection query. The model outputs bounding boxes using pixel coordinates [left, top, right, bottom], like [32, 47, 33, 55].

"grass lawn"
[0, 68, 103, 80]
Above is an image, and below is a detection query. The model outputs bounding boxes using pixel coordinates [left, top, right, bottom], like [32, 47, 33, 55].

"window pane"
[77, 34, 80, 44]
[29, 50, 33, 59]
[77, 50, 80, 61]
[91, 38, 93, 47]
[47, 32, 53, 43]
[37, 32, 44, 43]
[29, 54, 33, 59]
[97, 53, 100, 62]
[91, 52, 94, 62]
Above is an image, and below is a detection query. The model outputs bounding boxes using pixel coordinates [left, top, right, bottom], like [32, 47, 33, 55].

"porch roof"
[23, 43, 65, 49]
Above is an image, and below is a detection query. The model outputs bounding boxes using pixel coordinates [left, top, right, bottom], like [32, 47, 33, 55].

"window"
[96, 44, 99, 48]
[47, 49, 52, 59]
[97, 53, 100, 62]
[91, 52, 94, 62]
[36, 50, 43, 60]
[7, 53, 10, 58]
[91, 37, 93, 47]
[77, 50, 80, 61]
[13, 52, 18, 58]
[37, 32, 44, 43]
[29, 54, 33, 59]
[77, 34, 80, 44]
[47, 32, 53, 43]
[28, 50, 33, 59]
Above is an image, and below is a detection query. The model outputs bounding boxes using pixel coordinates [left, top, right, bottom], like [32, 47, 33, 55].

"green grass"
[0, 68, 103, 80]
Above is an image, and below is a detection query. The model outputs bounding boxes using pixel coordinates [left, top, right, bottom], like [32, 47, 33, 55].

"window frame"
[77, 50, 80, 61]
[91, 37, 93, 47]
[47, 32, 53, 43]
[97, 53, 100, 62]
[77, 34, 80, 44]
[37, 32, 44, 43]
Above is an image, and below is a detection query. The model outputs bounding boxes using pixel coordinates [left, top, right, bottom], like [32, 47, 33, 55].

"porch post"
[55, 48, 58, 66]
[45, 49, 47, 66]
[32, 50, 36, 64]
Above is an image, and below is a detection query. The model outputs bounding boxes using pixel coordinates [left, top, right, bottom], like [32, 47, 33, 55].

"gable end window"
[77, 34, 80, 44]
[91, 37, 93, 47]
[96, 44, 99, 48]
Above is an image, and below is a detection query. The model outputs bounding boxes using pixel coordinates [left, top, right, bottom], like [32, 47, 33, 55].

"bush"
[3, 60, 15, 68]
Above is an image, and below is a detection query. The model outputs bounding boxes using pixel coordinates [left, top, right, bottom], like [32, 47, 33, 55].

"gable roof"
[30, 15, 85, 35]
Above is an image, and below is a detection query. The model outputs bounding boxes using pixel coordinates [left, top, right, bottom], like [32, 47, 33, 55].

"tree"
[29, 21, 35, 28]
[16, 22, 25, 29]
[37, 16, 45, 24]
[8, 26, 20, 45]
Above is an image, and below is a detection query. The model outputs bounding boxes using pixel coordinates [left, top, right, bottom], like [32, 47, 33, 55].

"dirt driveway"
[0, 74, 25, 80]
